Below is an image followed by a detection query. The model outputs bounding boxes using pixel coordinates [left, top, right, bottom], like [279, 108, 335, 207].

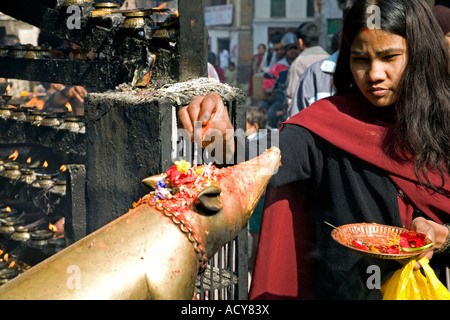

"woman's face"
[258, 45, 266, 55]
[350, 28, 407, 107]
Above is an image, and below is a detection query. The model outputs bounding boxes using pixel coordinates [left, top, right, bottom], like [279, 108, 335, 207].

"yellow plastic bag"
[381, 258, 450, 300]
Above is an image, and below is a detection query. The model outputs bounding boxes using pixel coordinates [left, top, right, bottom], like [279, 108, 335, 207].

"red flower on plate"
[399, 230, 426, 249]
[377, 244, 400, 254]
[352, 239, 369, 251]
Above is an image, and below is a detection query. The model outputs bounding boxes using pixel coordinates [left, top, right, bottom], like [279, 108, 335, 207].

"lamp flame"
[26, 157, 31, 164]
[5, 85, 10, 94]
[65, 102, 72, 112]
[49, 223, 57, 233]
[8, 150, 18, 161]
[42, 161, 48, 168]
[154, 2, 167, 9]
[60, 165, 67, 172]
[25, 97, 45, 110]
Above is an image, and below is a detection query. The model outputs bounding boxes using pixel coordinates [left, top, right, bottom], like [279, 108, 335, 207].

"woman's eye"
[351, 56, 368, 62]
[383, 55, 398, 61]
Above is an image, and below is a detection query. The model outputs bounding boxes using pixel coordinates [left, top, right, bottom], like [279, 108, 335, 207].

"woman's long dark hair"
[334, 0, 450, 194]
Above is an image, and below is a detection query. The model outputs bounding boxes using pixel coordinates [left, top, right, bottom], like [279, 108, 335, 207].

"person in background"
[259, 32, 284, 73]
[43, 41, 93, 115]
[289, 29, 341, 116]
[37, 30, 92, 115]
[219, 46, 230, 70]
[262, 32, 300, 128]
[178, 0, 450, 299]
[252, 44, 266, 75]
[247, 43, 266, 101]
[44, 84, 88, 115]
[432, 4, 450, 52]
[208, 51, 226, 83]
[285, 22, 330, 111]
[225, 61, 238, 87]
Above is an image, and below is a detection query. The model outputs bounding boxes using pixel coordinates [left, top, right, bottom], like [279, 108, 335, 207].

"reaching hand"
[62, 86, 88, 104]
[177, 92, 235, 163]
[410, 217, 449, 269]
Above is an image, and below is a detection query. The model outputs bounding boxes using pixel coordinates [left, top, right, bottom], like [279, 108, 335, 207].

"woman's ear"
[298, 38, 305, 50]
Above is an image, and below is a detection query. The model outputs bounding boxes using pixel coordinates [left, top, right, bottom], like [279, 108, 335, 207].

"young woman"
[178, 0, 450, 299]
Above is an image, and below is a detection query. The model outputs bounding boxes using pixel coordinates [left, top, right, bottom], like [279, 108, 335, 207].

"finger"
[187, 96, 203, 126]
[71, 90, 84, 103]
[410, 218, 435, 242]
[53, 83, 65, 91]
[185, 96, 208, 143]
[197, 92, 224, 124]
[178, 96, 204, 141]
[78, 87, 88, 96]
[413, 250, 433, 270]
[73, 86, 87, 102]
[66, 87, 85, 103]
[177, 106, 194, 136]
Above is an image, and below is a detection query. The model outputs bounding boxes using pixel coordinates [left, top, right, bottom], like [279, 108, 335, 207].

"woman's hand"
[177, 92, 235, 163]
[410, 217, 449, 269]
[62, 86, 88, 104]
